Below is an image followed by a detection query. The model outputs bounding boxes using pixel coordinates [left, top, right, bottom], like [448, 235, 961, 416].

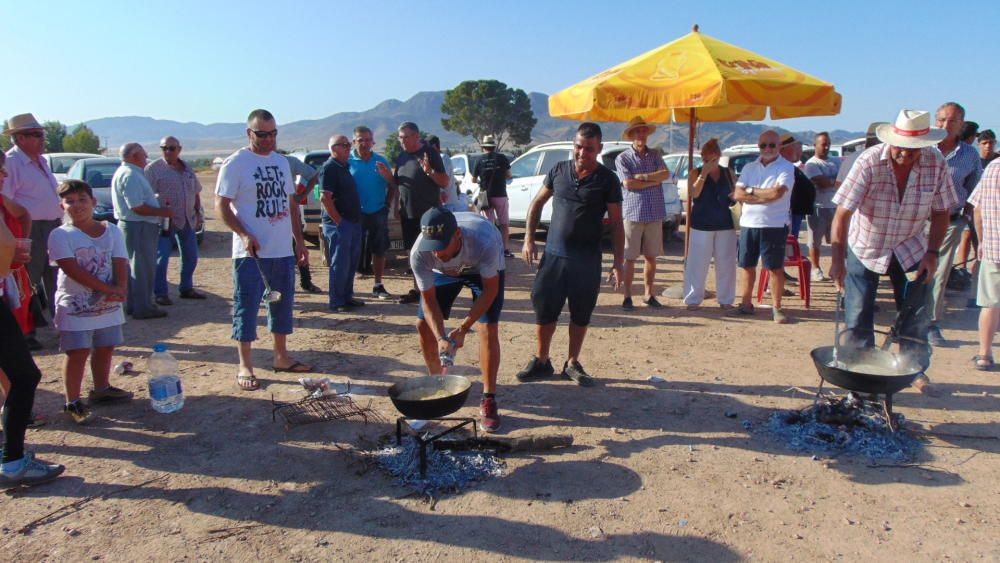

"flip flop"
[236, 374, 260, 391]
[272, 361, 313, 374]
[973, 355, 994, 371]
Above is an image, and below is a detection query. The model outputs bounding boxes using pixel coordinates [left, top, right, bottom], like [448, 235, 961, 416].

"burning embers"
[372, 437, 505, 494]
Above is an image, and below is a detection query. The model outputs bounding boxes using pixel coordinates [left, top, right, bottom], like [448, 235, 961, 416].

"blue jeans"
[323, 219, 361, 308]
[844, 248, 927, 352]
[155, 223, 199, 296]
[231, 255, 295, 342]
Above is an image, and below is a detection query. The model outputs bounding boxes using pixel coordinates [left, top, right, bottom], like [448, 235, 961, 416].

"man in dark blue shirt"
[518, 122, 625, 387]
[320, 134, 364, 312]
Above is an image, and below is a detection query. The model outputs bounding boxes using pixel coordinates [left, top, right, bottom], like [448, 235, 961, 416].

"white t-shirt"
[215, 148, 295, 259]
[440, 154, 461, 211]
[803, 155, 842, 208]
[736, 156, 795, 228]
[47, 222, 127, 331]
[410, 213, 504, 291]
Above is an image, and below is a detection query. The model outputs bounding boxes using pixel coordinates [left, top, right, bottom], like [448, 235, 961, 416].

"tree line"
[0, 121, 102, 154]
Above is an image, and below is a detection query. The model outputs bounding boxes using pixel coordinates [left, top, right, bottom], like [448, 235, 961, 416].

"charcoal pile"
[372, 437, 505, 494]
[767, 395, 923, 461]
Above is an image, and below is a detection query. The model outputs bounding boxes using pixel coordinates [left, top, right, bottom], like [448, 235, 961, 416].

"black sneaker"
[300, 283, 323, 294]
[63, 400, 94, 425]
[515, 357, 555, 382]
[563, 360, 595, 387]
[622, 297, 634, 311]
[643, 296, 663, 308]
[373, 285, 393, 300]
[399, 289, 421, 304]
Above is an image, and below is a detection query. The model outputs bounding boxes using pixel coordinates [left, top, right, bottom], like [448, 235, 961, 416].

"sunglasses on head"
[758, 142, 777, 149]
[161, 145, 180, 151]
[252, 129, 278, 138]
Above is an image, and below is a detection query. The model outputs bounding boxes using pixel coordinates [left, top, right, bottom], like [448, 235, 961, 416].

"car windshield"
[727, 154, 759, 177]
[510, 152, 542, 179]
[50, 155, 91, 174]
[305, 153, 330, 168]
[81, 163, 120, 188]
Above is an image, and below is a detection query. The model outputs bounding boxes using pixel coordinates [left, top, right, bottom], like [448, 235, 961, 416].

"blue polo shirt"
[348, 150, 391, 214]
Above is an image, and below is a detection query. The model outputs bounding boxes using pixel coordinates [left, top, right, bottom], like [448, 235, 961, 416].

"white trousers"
[683, 228, 737, 305]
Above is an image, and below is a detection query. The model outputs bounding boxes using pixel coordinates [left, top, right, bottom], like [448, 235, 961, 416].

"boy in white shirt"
[48, 180, 132, 424]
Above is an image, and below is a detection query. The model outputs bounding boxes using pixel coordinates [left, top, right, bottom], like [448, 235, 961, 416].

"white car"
[44, 152, 102, 182]
[506, 141, 682, 230]
[662, 151, 703, 217]
[450, 152, 516, 197]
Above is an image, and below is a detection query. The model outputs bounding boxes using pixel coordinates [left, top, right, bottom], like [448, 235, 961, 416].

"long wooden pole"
[684, 108, 696, 259]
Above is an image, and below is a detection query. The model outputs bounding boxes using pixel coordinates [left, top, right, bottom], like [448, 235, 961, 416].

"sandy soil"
[3, 171, 998, 562]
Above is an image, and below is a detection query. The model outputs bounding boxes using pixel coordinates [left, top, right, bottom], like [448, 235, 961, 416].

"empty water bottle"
[147, 343, 184, 413]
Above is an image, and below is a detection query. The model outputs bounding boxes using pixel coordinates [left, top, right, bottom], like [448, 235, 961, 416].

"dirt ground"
[3, 171, 998, 562]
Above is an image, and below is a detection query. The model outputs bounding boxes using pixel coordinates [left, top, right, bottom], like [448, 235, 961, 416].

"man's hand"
[242, 233, 261, 257]
[607, 263, 624, 291]
[916, 253, 937, 283]
[420, 152, 434, 176]
[297, 244, 309, 266]
[438, 336, 455, 357]
[376, 161, 393, 182]
[522, 239, 538, 266]
[447, 327, 467, 350]
[829, 259, 846, 292]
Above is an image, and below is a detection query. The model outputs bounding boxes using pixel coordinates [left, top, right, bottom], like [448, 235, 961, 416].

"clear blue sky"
[4, 0, 997, 133]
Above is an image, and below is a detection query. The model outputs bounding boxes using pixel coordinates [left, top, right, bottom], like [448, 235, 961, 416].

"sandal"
[272, 360, 313, 374]
[236, 374, 260, 391]
[973, 355, 994, 371]
[727, 303, 755, 316]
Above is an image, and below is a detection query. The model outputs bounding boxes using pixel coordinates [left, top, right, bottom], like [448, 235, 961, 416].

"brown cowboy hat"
[4, 113, 44, 135]
[622, 116, 656, 140]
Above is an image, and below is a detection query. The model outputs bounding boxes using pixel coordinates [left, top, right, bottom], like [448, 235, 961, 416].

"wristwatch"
[745, 186, 754, 195]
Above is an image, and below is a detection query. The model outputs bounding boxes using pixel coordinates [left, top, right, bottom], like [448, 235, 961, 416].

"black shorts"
[401, 216, 421, 251]
[531, 253, 602, 326]
[361, 209, 390, 257]
[417, 271, 505, 324]
[738, 226, 788, 271]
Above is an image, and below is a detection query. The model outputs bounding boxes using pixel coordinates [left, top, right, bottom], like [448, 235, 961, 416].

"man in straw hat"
[3, 113, 61, 349]
[614, 116, 669, 310]
[829, 110, 959, 393]
[472, 135, 513, 256]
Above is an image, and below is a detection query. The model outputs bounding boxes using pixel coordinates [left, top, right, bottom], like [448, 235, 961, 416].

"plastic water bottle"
[147, 343, 184, 413]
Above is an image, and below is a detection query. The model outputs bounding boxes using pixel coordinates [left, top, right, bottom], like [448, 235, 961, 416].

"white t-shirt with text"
[47, 222, 128, 331]
[215, 148, 295, 259]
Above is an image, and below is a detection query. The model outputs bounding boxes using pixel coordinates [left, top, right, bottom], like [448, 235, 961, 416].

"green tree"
[63, 124, 101, 154]
[0, 135, 10, 152]
[441, 80, 536, 150]
[382, 130, 427, 163]
[44, 121, 67, 153]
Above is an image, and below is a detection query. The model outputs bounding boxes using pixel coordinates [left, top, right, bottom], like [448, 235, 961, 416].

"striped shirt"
[941, 141, 983, 208]
[144, 158, 203, 229]
[834, 144, 959, 273]
[615, 146, 666, 223]
[968, 160, 1000, 263]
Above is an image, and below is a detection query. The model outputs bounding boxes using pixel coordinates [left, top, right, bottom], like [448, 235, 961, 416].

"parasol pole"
[684, 107, 696, 260]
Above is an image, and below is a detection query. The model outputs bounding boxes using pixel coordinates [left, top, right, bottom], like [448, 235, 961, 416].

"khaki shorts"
[977, 261, 1000, 308]
[624, 220, 663, 260]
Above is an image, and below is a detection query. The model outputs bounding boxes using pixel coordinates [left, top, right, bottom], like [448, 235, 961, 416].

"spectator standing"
[112, 143, 171, 320]
[614, 117, 668, 310]
[472, 135, 513, 256]
[517, 122, 624, 387]
[145, 136, 207, 305]
[427, 135, 462, 212]
[780, 134, 815, 240]
[349, 126, 397, 300]
[3, 113, 61, 349]
[284, 153, 322, 294]
[804, 132, 842, 282]
[979, 130, 998, 167]
[215, 109, 312, 391]
[970, 160, 1000, 370]
[320, 135, 364, 312]
[683, 139, 737, 309]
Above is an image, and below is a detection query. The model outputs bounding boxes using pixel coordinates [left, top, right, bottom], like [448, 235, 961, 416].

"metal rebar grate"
[271, 393, 387, 429]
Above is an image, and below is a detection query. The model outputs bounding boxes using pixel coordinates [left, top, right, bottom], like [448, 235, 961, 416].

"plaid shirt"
[833, 144, 959, 273]
[144, 158, 203, 229]
[969, 160, 1000, 263]
[615, 146, 666, 223]
[941, 141, 983, 208]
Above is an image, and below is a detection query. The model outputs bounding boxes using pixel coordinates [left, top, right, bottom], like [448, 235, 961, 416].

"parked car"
[44, 152, 101, 182]
[65, 157, 205, 244]
[505, 141, 682, 233]
[450, 152, 516, 197]
[662, 151, 703, 217]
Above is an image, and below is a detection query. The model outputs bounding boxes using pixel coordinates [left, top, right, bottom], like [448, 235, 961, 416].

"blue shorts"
[738, 226, 788, 271]
[417, 270, 505, 324]
[232, 256, 296, 342]
[59, 324, 124, 352]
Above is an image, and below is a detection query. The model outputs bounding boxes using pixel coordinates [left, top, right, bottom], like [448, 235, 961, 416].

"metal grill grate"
[272, 393, 387, 429]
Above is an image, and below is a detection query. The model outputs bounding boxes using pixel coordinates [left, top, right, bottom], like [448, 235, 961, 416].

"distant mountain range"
[82, 91, 864, 157]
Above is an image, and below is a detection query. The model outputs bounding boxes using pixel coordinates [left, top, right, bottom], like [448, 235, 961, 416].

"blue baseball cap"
[417, 207, 458, 251]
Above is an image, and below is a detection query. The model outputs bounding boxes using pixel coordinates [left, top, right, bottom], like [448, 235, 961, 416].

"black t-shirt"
[472, 152, 510, 198]
[394, 143, 445, 220]
[789, 167, 816, 216]
[320, 158, 362, 224]
[690, 166, 735, 231]
[542, 161, 623, 259]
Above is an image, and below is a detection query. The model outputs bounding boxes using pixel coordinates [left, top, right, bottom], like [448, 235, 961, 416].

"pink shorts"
[480, 196, 510, 226]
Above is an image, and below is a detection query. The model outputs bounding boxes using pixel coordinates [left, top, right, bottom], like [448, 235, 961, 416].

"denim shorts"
[738, 226, 788, 271]
[417, 270, 505, 324]
[59, 324, 124, 352]
[232, 255, 295, 342]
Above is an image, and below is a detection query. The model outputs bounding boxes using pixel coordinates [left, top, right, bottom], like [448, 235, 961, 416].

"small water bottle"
[156, 195, 171, 236]
[439, 338, 455, 371]
[147, 343, 184, 413]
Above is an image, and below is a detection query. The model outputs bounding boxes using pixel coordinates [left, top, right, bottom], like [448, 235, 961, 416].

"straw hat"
[875, 110, 945, 149]
[480, 135, 497, 148]
[622, 116, 655, 140]
[4, 113, 44, 135]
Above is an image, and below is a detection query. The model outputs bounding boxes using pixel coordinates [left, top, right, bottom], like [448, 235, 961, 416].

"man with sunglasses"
[320, 135, 364, 313]
[731, 130, 795, 323]
[3, 113, 61, 349]
[145, 136, 206, 305]
[215, 109, 312, 391]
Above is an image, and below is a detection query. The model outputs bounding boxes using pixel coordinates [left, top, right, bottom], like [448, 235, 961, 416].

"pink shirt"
[833, 144, 958, 274]
[2, 146, 61, 221]
[969, 160, 1000, 264]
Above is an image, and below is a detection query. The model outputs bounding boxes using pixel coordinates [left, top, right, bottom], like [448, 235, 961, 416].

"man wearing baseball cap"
[410, 207, 506, 432]
[829, 109, 959, 393]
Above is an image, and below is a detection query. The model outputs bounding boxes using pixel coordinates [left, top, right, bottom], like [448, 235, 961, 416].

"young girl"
[48, 180, 131, 424]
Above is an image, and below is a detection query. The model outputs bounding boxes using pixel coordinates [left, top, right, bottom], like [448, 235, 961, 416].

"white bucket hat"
[875, 110, 946, 149]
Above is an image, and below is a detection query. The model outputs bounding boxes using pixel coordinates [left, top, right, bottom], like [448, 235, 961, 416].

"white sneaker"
[811, 268, 828, 282]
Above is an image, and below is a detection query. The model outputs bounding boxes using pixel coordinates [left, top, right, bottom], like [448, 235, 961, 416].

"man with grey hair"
[320, 134, 363, 312]
[3, 113, 61, 349]
[145, 136, 206, 305]
[112, 142, 172, 319]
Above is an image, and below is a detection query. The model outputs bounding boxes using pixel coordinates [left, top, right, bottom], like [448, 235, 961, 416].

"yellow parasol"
[548, 25, 842, 255]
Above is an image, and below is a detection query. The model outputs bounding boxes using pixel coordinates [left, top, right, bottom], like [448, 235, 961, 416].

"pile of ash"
[767, 396, 923, 461]
[372, 437, 505, 494]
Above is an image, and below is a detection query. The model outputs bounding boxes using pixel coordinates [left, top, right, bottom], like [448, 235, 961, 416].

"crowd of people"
[2, 100, 999, 488]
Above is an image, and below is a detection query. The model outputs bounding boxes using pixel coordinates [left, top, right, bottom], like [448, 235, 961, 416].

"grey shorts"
[531, 253, 602, 326]
[59, 324, 124, 352]
[808, 207, 836, 249]
[977, 261, 1000, 308]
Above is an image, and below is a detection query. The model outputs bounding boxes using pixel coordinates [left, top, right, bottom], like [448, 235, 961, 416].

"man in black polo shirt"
[472, 135, 513, 256]
[320, 134, 364, 312]
[394, 121, 449, 304]
[518, 122, 625, 387]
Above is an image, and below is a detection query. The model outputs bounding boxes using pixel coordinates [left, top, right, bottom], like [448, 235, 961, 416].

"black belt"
[950, 211, 964, 221]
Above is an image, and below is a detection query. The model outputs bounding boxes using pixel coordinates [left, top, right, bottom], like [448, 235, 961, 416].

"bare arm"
[733, 185, 789, 204]
[811, 175, 837, 189]
[446, 274, 500, 351]
[521, 186, 554, 266]
[829, 206, 854, 291]
[289, 194, 308, 265]
[131, 203, 171, 217]
[606, 202, 625, 291]
[56, 257, 119, 296]
[215, 194, 260, 256]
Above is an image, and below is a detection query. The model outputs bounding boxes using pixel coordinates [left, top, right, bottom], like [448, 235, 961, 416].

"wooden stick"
[18, 474, 168, 534]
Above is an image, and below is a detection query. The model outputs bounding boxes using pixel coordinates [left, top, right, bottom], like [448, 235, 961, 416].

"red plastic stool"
[756, 234, 811, 308]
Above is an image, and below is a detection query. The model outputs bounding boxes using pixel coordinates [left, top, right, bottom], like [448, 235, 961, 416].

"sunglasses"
[332, 142, 351, 148]
[758, 142, 777, 149]
[252, 129, 278, 138]
[19, 131, 45, 138]
[161, 145, 180, 151]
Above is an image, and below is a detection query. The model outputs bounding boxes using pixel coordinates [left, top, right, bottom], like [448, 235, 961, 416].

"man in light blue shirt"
[348, 126, 397, 299]
[111, 142, 171, 319]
